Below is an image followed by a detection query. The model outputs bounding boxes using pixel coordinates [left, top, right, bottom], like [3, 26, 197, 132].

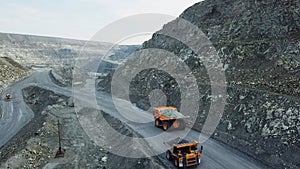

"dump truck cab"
[153, 106, 188, 131]
[165, 140, 203, 168]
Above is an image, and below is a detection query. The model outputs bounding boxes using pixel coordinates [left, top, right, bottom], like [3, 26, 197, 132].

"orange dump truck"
[153, 106, 189, 131]
[164, 138, 203, 168]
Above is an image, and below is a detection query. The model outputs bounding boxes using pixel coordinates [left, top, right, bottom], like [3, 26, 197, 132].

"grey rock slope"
[99, 0, 300, 168]
[0, 57, 29, 93]
[0, 32, 110, 66]
[0, 32, 140, 87]
[0, 32, 139, 67]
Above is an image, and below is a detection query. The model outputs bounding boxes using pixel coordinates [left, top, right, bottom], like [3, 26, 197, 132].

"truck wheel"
[155, 118, 160, 127]
[174, 159, 178, 167]
[162, 121, 170, 131]
[198, 158, 201, 165]
[166, 150, 172, 160]
[173, 120, 180, 129]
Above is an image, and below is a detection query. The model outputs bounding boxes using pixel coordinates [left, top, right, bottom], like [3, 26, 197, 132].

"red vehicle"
[5, 94, 11, 101]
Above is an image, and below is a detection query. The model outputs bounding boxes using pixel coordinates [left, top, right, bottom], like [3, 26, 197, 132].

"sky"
[0, 0, 201, 44]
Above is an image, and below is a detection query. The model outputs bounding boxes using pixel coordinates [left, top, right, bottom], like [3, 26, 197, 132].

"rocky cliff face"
[0, 32, 140, 87]
[99, 0, 300, 168]
[0, 57, 29, 93]
[0, 33, 112, 67]
[0, 33, 140, 67]
[143, 0, 300, 97]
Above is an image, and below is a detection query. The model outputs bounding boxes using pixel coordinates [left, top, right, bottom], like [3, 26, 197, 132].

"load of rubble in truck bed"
[160, 109, 186, 119]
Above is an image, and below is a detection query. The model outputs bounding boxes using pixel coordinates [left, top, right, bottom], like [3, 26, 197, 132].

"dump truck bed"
[160, 108, 186, 119]
[153, 106, 189, 130]
[164, 137, 197, 148]
[163, 137, 182, 148]
[154, 107, 189, 120]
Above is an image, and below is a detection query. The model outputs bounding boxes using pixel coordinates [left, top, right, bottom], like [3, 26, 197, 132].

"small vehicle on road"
[153, 106, 189, 131]
[5, 93, 11, 101]
[164, 138, 203, 168]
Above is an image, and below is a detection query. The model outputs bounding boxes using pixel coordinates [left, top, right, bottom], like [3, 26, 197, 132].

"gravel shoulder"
[0, 86, 166, 169]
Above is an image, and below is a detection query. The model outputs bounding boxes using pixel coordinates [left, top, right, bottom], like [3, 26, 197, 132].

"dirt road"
[0, 71, 268, 168]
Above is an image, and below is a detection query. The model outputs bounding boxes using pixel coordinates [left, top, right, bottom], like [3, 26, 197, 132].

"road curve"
[0, 71, 72, 148]
[0, 71, 269, 169]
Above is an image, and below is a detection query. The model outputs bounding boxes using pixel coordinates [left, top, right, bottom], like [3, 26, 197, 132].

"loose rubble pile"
[50, 66, 75, 87]
[0, 57, 29, 93]
[161, 109, 186, 119]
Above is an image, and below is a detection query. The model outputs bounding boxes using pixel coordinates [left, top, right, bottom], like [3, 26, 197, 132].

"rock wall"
[98, 0, 300, 168]
[0, 57, 29, 93]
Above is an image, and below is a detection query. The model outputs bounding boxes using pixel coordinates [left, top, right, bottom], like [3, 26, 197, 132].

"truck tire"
[162, 121, 170, 131]
[174, 159, 178, 167]
[173, 120, 180, 129]
[166, 150, 172, 160]
[155, 118, 160, 127]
